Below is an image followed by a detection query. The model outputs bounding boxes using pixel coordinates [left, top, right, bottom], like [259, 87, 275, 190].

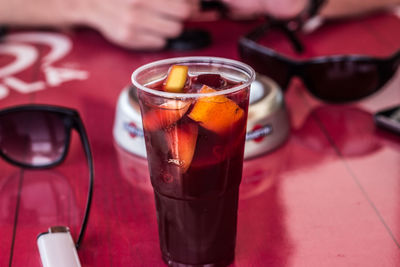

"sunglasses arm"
[392, 50, 400, 69]
[279, 24, 304, 54]
[73, 116, 94, 250]
[247, 21, 305, 54]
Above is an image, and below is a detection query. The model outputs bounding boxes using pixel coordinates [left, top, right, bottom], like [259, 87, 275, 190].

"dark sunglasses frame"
[238, 20, 400, 102]
[0, 104, 93, 249]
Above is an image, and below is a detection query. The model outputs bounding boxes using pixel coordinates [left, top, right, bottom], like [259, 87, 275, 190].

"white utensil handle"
[37, 226, 82, 267]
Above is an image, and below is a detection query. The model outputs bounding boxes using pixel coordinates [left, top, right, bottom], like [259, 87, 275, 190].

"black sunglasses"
[0, 104, 93, 249]
[238, 21, 400, 103]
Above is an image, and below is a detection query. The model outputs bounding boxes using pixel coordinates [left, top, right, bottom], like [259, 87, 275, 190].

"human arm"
[320, 0, 400, 18]
[0, 0, 199, 50]
[221, 0, 400, 19]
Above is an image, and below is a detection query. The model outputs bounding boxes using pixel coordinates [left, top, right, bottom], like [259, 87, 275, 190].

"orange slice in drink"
[166, 123, 198, 173]
[188, 85, 244, 135]
[142, 100, 190, 131]
[164, 65, 188, 93]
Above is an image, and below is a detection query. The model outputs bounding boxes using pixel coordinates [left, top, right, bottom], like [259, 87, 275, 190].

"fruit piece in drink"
[188, 85, 244, 135]
[166, 123, 198, 173]
[164, 65, 188, 93]
[142, 100, 190, 131]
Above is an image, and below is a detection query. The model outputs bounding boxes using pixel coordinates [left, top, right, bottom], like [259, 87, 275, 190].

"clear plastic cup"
[132, 57, 255, 266]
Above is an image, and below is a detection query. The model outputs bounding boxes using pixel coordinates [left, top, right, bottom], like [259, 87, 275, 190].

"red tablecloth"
[0, 13, 399, 266]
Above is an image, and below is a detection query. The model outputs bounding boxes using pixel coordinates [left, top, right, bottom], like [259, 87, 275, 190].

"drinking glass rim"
[131, 56, 255, 99]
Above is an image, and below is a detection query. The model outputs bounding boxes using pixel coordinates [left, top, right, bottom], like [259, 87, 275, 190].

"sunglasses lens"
[239, 40, 291, 89]
[303, 60, 380, 102]
[0, 110, 67, 167]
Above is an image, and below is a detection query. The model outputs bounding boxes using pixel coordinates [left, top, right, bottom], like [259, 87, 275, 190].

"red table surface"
[0, 12, 399, 267]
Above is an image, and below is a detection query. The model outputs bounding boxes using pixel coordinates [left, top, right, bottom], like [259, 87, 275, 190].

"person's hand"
[221, 0, 308, 19]
[77, 0, 199, 50]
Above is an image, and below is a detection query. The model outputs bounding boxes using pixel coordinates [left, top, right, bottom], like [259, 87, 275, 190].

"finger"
[92, 9, 168, 50]
[130, 8, 184, 38]
[262, 0, 308, 18]
[108, 29, 167, 50]
[141, 0, 194, 20]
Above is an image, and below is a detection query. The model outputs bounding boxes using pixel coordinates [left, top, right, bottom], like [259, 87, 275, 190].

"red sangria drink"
[131, 57, 255, 266]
